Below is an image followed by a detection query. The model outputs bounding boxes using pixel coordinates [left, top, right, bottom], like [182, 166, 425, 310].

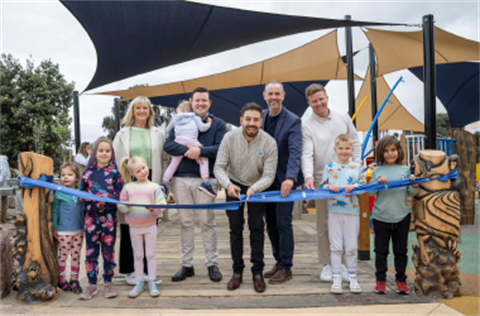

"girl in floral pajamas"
[79, 137, 123, 300]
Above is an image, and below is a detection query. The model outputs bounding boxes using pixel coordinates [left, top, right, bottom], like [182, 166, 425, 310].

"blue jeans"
[265, 184, 295, 270]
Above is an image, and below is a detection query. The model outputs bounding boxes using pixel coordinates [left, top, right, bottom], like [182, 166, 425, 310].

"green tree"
[101, 84, 175, 139]
[52, 118, 73, 162]
[436, 113, 451, 138]
[0, 53, 75, 169]
[32, 118, 47, 155]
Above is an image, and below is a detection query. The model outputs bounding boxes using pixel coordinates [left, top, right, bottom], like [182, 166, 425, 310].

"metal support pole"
[114, 98, 121, 134]
[345, 15, 356, 125]
[423, 14, 437, 149]
[369, 44, 379, 145]
[73, 91, 81, 152]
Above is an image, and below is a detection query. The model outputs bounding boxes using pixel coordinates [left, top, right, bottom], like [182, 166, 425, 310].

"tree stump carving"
[12, 152, 58, 303]
[0, 228, 14, 298]
[412, 150, 462, 299]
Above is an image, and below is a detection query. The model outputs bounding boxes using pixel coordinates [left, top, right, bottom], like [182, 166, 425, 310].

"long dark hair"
[85, 137, 116, 170]
[376, 135, 404, 165]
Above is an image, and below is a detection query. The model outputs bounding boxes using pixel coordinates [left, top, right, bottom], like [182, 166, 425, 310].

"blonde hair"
[121, 96, 155, 128]
[119, 156, 147, 184]
[335, 134, 353, 147]
[177, 100, 193, 112]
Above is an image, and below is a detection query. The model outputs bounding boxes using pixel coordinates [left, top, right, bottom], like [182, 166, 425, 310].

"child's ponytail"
[119, 156, 147, 184]
[120, 157, 132, 184]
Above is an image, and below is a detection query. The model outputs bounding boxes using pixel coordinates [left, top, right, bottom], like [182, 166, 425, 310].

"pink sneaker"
[396, 281, 410, 295]
[79, 284, 97, 300]
[375, 280, 387, 294]
[104, 281, 117, 298]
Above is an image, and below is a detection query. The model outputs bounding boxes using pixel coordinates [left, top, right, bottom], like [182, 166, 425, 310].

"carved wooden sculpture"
[412, 150, 462, 299]
[12, 152, 58, 302]
[0, 228, 14, 298]
[451, 128, 476, 225]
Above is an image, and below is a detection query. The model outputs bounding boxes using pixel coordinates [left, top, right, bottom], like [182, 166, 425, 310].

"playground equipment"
[12, 152, 58, 303]
[412, 150, 462, 298]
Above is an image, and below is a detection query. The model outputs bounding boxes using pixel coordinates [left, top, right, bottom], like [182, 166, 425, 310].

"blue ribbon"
[242, 169, 458, 203]
[17, 176, 241, 210]
[17, 169, 458, 209]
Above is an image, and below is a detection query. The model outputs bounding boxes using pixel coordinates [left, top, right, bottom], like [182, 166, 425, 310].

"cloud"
[2, 0, 478, 151]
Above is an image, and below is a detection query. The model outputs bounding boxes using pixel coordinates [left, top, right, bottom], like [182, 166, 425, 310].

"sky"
[1, 0, 479, 147]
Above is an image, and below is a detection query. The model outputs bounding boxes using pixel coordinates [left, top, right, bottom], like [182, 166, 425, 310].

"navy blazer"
[262, 107, 303, 188]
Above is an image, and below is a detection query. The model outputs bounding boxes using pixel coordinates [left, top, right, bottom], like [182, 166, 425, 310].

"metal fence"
[405, 135, 456, 168]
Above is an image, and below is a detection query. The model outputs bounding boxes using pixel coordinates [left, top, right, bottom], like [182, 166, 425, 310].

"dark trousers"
[119, 224, 148, 274]
[226, 181, 266, 275]
[373, 213, 411, 282]
[265, 184, 294, 270]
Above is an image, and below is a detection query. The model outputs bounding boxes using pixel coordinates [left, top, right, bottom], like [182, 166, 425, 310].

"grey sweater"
[214, 127, 278, 193]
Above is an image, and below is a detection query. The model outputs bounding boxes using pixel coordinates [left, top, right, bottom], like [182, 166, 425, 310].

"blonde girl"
[118, 156, 166, 298]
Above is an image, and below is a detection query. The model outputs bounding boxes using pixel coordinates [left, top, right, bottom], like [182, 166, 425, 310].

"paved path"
[3, 205, 458, 315]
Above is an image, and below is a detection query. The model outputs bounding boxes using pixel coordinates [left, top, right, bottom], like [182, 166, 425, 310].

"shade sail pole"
[114, 98, 121, 134]
[369, 44, 379, 145]
[361, 76, 403, 160]
[423, 14, 437, 149]
[345, 15, 356, 125]
[73, 91, 81, 152]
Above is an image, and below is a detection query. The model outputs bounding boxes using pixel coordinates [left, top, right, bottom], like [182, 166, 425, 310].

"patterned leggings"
[57, 233, 83, 283]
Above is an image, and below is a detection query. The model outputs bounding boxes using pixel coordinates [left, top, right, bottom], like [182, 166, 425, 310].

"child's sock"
[71, 266, 80, 281]
[203, 181, 211, 187]
[58, 265, 67, 284]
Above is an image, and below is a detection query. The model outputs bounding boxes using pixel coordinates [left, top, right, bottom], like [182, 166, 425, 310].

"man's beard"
[244, 126, 259, 138]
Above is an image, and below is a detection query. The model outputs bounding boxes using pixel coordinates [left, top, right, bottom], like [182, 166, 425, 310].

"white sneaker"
[125, 272, 149, 285]
[125, 272, 136, 285]
[320, 264, 333, 282]
[330, 274, 343, 294]
[128, 282, 145, 298]
[148, 280, 161, 297]
[341, 265, 350, 282]
[348, 274, 362, 294]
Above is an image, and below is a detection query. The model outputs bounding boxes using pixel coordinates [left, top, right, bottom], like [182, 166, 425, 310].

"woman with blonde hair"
[113, 96, 168, 285]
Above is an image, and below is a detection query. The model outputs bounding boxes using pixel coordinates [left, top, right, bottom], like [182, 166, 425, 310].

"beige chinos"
[172, 176, 218, 268]
[314, 180, 330, 265]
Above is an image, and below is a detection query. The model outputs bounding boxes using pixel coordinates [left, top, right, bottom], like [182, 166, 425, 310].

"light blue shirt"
[166, 112, 211, 138]
[320, 161, 365, 215]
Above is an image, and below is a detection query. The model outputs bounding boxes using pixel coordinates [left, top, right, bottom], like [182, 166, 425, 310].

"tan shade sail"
[97, 30, 361, 99]
[364, 27, 480, 76]
[355, 69, 424, 132]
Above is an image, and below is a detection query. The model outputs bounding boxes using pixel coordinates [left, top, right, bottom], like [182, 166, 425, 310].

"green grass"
[369, 231, 480, 275]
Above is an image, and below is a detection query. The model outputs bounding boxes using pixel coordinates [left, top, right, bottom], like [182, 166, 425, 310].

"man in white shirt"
[301, 83, 361, 282]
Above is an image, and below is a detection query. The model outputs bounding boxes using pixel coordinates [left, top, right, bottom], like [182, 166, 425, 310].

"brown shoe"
[227, 273, 242, 291]
[263, 264, 279, 278]
[269, 268, 292, 284]
[253, 275, 266, 293]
